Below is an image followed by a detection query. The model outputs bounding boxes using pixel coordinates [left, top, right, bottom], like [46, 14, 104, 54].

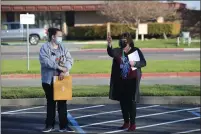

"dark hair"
[48, 27, 61, 41]
[119, 32, 134, 48]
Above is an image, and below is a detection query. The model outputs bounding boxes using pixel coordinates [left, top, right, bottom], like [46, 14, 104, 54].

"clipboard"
[53, 75, 72, 100]
[128, 50, 140, 70]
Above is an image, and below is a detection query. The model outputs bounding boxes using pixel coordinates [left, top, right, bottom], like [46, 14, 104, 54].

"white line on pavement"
[75, 105, 160, 119]
[104, 117, 200, 133]
[1, 106, 44, 114]
[1, 105, 105, 115]
[175, 129, 200, 134]
[68, 105, 105, 112]
[1, 112, 45, 115]
[80, 107, 199, 128]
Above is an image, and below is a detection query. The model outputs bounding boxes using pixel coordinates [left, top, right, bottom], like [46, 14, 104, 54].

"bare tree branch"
[99, 1, 179, 40]
[99, 1, 178, 25]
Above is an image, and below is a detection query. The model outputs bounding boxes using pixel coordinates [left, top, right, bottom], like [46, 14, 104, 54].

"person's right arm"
[107, 34, 114, 57]
[39, 45, 59, 69]
[107, 44, 114, 57]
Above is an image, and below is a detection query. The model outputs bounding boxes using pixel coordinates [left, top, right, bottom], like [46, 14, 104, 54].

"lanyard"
[122, 50, 125, 59]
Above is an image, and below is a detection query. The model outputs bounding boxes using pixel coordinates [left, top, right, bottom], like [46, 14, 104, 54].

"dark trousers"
[42, 82, 68, 129]
[119, 78, 137, 125]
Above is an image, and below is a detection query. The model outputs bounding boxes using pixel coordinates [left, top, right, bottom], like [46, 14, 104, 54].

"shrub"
[148, 23, 181, 36]
[67, 23, 181, 39]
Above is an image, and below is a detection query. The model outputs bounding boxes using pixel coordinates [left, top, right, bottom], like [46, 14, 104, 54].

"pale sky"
[175, 1, 200, 10]
[162, 1, 200, 10]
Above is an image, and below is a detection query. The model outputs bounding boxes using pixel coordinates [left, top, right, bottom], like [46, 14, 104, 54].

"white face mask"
[55, 37, 62, 45]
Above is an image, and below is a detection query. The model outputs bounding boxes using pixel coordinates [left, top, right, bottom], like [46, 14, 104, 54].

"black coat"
[107, 46, 147, 103]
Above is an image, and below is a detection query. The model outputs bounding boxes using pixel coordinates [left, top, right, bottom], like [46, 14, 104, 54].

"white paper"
[128, 50, 140, 70]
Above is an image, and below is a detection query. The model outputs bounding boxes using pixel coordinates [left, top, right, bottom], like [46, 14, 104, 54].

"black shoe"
[66, 126, 75, 132]
[59, 126, 75, 132]
[42, 127, 55, 133]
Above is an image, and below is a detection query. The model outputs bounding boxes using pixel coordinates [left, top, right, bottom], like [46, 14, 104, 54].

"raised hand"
[107, 32, 112, 47]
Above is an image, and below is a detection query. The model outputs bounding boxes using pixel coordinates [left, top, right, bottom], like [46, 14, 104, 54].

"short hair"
[48, 27, 61, 41]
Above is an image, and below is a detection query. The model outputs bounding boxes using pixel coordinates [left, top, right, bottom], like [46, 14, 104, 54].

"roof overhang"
[1, 1, 105, 12]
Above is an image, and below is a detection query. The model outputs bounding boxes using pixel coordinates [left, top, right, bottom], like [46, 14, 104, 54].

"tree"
[99, 1, 178, 40]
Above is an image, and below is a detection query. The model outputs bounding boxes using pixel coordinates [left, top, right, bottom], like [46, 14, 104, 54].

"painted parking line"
[190, 111, 200, 117]
[80, 107, 200, 128]
[75, 105, 160, 119]
[1, 105, 105, 115]
[1, 112, 45, 115]
[175, 129, 201, 134]
[104, 117, 200, 133]
[67, 112, 86, 134]
[68, 105, 105, 112]
[1, 106, 44, 114]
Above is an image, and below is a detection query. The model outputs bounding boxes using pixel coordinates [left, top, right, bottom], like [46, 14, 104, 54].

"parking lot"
[1, 104, 200, 134]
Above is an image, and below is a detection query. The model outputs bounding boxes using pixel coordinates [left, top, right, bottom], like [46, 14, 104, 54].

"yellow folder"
[53, 75, 72, 100]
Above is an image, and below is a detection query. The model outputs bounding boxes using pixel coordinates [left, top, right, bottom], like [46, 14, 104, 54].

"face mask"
[55, 37, 62, 45]
[119, 39, 127, 49]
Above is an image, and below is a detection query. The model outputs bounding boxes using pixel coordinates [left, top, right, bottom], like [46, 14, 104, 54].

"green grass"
[1, 60, 200, 74]
[82, 39, 200, 49]
[1, 85, 200, 99]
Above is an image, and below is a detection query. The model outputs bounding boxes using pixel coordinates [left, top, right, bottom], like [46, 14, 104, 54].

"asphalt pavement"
[1, 104, 200, 134]
[1, 50, 200, 60]
[1, 42, 200, 60]
[1, 77, 200, 87]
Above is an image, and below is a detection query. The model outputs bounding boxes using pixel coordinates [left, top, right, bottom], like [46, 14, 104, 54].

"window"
[24, 24, 38, 29]
[10, 24, 20, 29]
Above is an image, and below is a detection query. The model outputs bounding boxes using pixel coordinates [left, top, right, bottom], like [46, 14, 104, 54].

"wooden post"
[177, 37, 180, 46]
[107, 22, 111, 36]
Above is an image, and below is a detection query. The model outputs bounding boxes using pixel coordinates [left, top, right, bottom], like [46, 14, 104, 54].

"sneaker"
[59, 128, 67, 132]
[127, 124, 136, 131]
[42, 127, 55, 133]
[66, 126, 75, 132]
[59, 126, 75, 132]
[119, 122, 130, 129]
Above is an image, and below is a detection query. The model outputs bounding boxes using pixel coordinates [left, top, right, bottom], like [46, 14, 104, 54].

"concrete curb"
[1, 72, 200, 79]
[1, 96, 200, 106]
[80, 48, 200, 52]
[183, 48, 201, 51]
[1, 47, 200, 53]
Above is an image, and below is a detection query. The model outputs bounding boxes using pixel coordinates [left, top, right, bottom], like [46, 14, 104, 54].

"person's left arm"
[133, 48, 147, 68]
[63, 48, 74, 71]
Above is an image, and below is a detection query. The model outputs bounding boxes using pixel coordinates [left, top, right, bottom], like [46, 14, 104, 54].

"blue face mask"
[55, 37, 62, 45]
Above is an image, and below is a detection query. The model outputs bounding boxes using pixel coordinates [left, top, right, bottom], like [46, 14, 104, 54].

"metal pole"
[27, 13, 30, 71]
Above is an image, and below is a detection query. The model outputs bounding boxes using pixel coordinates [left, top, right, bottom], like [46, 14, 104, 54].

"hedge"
[148, 23, 181, 36]
[67, 23, 181, 39]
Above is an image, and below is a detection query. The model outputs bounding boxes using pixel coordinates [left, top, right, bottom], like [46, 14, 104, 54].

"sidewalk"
[1, 72, 200, 79]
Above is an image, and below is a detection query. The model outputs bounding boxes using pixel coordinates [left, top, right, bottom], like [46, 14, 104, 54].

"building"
[1, 1, 187, 35]
[1, 1, 107, 35]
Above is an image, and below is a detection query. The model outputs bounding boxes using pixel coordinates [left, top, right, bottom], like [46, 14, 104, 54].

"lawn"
[1, 60, 200, 74]
[82, 39, 200, 49]
[1, 85, 200, 99]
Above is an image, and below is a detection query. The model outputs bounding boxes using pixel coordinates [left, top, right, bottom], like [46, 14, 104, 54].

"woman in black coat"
[107, 32, 146, 131]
